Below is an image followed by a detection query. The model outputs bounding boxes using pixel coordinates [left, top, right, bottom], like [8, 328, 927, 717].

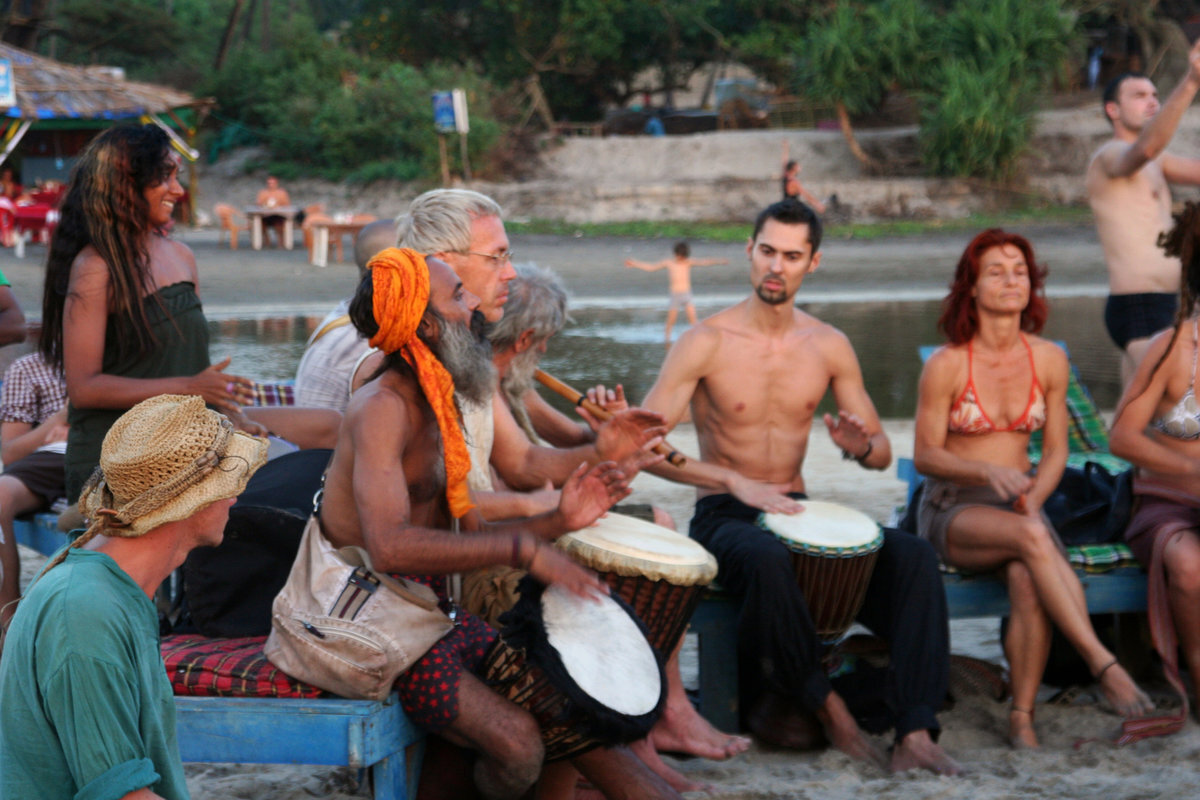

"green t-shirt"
[0, 267, 10, 287]
[0, 548, 188, 800]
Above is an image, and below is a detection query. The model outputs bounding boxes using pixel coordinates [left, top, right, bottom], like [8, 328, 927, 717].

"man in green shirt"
[0, 394, 266, 800]
[0, 264, 27, 346]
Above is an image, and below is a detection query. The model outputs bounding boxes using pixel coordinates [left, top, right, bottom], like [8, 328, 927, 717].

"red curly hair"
[937, 228, 1049, 345]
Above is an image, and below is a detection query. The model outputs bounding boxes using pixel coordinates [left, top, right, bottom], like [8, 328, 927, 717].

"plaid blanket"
[162, 634, 322, 698]
[249, 381, 295, 407]
[1028, 362, 1128, 469]
[940, 543, 1140, 576]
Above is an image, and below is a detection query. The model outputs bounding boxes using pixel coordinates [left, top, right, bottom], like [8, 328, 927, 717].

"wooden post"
[438, 134, 450, 186]
[459, 133, 471, 181]
[187, 129, 199, 226]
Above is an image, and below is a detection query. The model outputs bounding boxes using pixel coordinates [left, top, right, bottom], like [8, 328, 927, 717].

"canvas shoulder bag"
[264, 515, 454, 701]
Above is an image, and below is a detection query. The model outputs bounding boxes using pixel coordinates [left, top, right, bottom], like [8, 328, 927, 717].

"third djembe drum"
[758, 501, 883, 643]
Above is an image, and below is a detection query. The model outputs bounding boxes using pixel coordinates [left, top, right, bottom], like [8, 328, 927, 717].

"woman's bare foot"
[650, 702, 751, 760]
[1008, 706, 1038, 749]
[1094, 659, 1155, 717]
[630, 738, 712, 793]
[890, 729, 964, 775]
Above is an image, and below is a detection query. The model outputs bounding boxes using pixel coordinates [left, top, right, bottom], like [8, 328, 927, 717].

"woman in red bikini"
[913, 229, 1153, 748]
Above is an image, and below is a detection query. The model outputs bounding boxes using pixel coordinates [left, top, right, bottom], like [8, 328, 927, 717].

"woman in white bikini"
[1111, 201, 1200, 709]
[914, 228, 1153, 748]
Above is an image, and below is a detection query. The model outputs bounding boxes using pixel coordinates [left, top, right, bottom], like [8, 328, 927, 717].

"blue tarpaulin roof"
[0, 42, 204, 122]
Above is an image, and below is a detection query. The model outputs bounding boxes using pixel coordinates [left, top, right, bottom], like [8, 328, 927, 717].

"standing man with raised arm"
[640, 198, 960, 775]
[1087, 38, 1200, 384]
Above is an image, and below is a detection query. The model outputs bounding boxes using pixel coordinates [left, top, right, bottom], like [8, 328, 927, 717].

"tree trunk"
[242, 0, 259, 42]
[214, 0, 245, 71]
[1, 0, 53, 50]
[836, 101, 877, 172]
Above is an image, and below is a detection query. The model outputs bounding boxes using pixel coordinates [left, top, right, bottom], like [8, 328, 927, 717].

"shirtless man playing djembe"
[318, 248, 681, 799]
[641, 198, 961, 775]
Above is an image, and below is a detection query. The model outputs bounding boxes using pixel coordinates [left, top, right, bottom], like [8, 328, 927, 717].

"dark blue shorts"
[1105, 293, 1178, 350]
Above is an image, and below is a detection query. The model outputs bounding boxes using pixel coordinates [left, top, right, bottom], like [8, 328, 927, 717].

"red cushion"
[161, 634, 323, 698]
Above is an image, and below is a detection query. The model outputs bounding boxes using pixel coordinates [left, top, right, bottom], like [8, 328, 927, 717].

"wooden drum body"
[556, 513, 718, 655]
[759, 501, 883, 643]
[484, 581, 665, 762]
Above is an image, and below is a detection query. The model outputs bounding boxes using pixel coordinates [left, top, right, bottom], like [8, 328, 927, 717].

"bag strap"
[337, 544, 442, 612]
[449, 516, 463, 606]
[305, 313, 351, 349]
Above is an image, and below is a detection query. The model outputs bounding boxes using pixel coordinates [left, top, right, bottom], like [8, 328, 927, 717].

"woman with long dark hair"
[1111, 200, 1200, 711]
[39, 124, 276, 501]
[914, 229, 1152, 747]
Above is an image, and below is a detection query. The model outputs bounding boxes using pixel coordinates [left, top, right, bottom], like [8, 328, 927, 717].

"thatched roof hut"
[0, 43, 210, 205]
[0, 42, 206, 122]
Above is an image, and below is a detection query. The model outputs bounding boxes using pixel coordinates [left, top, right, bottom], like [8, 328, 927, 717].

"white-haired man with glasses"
[396, 189, 517, 323]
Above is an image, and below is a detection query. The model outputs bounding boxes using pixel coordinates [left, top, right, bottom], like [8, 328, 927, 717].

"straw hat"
[78, 394, 268, 537]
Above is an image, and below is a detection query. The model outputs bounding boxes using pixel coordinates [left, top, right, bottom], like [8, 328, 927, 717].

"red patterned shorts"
[394, 575, 498, 731]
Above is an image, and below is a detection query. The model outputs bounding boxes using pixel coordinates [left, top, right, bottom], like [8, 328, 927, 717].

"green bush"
[200, 17, 505, 182]
[917, 58, 1034, 180]
[913, 0, 1078, 180]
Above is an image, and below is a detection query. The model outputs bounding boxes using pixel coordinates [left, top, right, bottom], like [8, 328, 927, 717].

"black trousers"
[690, 493, 949, 740]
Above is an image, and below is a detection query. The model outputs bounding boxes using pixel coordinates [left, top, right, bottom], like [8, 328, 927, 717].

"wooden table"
[244, 205, 300, 250]
[310, 218, 371, 267]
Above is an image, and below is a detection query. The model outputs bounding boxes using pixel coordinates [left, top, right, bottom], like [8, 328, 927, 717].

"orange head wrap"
[367, 247, 474, 518]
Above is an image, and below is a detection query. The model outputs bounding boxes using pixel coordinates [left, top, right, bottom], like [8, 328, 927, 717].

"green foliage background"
[18, 0, 1100, 183]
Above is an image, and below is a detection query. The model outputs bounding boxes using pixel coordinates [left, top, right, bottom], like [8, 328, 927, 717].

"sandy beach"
[10, 223, 1192, 800]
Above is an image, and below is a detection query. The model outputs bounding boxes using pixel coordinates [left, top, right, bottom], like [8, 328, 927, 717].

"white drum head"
[541, 585, 661, 717]
[760, 501, 882, 554]
[558, 513, 717, 585]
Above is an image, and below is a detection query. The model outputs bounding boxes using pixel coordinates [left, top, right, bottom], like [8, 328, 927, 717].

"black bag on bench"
[180, 449, 332, 637]
[1042, 462, 1133, 546]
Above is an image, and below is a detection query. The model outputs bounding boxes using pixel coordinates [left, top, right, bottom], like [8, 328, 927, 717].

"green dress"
[65, 281, 210, 500]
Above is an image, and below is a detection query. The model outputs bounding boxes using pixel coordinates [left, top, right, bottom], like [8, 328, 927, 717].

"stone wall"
[195, 107, 1200, 225]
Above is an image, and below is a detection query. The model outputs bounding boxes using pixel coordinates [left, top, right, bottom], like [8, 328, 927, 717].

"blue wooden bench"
[901, 344, 1148, 619]
[689, 590, 740, 732]
[12, 513, 424, 800]
[896, 458, 1147, 619]
[175, 693, 423, 800]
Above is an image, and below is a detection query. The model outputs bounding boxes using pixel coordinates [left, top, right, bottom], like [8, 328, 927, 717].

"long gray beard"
[502, 346, 543, 443]
[433, 318, 497, 405]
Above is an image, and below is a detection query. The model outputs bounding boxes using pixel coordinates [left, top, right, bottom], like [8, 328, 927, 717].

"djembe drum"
[484, 579, 666, 762]
[758, 501, 883, 642]
[556, 512, 718, 655]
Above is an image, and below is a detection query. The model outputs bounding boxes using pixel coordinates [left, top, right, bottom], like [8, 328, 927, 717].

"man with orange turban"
[318, 249, 681, 799]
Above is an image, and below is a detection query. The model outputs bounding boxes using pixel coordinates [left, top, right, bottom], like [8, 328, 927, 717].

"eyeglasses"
[461, 250, 515, 264]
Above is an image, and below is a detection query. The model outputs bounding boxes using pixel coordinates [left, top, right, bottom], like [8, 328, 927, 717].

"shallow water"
[205, 294, 1121, 419]
[6, 298, 1117, 418]
[533, 295, 1119, 419]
